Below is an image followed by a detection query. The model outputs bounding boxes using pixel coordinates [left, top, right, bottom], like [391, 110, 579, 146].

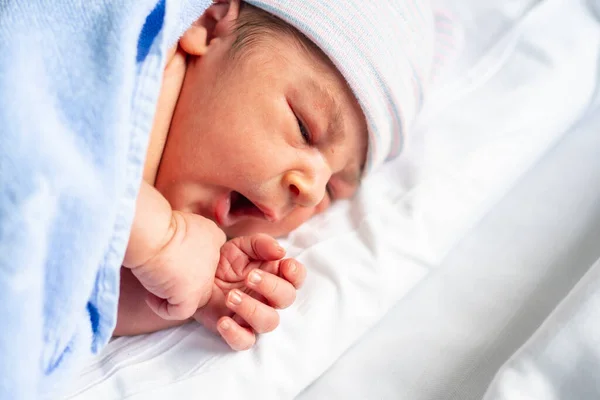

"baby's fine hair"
[231, 2, 329, 66]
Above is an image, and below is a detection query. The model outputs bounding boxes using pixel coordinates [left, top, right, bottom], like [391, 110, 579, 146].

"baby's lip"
[214, 192, 232, 227]
[253, 201, 279, 223]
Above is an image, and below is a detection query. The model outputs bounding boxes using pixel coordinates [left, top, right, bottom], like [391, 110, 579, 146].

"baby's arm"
[121, 181, 225, 322]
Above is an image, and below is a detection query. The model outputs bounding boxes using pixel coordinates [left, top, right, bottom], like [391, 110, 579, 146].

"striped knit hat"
[246, 0, 436, 174]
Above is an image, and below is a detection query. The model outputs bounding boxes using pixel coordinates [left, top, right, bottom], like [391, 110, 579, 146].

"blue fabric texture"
[0, 0, 210, 398]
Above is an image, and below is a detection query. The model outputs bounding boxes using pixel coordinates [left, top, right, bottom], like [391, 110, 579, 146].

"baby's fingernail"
[248, 270, 262, 285]
[229, 290, 242, 305]
[290, 261, 298, 274]
[220, 320, 231, 331]
[277, 245, 286, 254]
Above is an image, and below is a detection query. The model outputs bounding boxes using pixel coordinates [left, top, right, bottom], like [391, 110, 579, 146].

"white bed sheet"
[482, 94, 600, 400]
[484, 257, 600, 400]
[300, 73, 600, 400]
[64, 0, 600, 399]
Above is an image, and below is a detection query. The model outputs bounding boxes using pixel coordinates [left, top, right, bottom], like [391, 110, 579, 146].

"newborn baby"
[0, 0, 436, 396]
[117, 0, 368, 350]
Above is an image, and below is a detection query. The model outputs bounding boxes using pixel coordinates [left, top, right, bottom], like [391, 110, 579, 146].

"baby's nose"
[283, 165, 330, 209]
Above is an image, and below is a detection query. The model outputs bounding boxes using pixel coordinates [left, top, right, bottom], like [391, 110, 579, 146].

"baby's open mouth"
[215, 191, 278, 228]
[229, 191, 265, 219]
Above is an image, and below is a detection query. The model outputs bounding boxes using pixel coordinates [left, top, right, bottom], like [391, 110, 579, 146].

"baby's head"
[155, 0, 434, 238]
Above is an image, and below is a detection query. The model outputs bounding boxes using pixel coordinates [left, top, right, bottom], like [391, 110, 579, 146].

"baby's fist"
[195, 234, 306, 351]
[131, 211, 226, 321]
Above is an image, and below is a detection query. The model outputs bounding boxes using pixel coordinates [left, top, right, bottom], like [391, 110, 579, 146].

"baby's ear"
[180, 0, 241, 56]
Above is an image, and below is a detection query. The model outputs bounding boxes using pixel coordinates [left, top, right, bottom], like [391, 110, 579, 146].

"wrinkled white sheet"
[65, 0, 600, 398]
[484, 256, 600, 400]
[482, 112, 600, 400]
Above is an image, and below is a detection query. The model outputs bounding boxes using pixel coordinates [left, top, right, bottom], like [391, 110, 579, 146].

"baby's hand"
[124, 182, 226, 321]
[194, 234, 306, 351]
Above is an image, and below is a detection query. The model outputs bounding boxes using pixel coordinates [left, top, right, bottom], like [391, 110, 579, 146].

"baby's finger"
[280, 259, 306, 289]
[193, 290, 230, 332]
[217, 316, 256, 351]
[229, 234, 285, 261]
[226, 289, 280, 333]
[246, 269, 296, 309]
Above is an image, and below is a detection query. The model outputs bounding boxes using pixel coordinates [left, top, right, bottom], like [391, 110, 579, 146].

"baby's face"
[155, 30, 367, 238]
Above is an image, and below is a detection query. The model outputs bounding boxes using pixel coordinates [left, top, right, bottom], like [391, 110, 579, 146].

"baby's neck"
[143, 45, 188, 185]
